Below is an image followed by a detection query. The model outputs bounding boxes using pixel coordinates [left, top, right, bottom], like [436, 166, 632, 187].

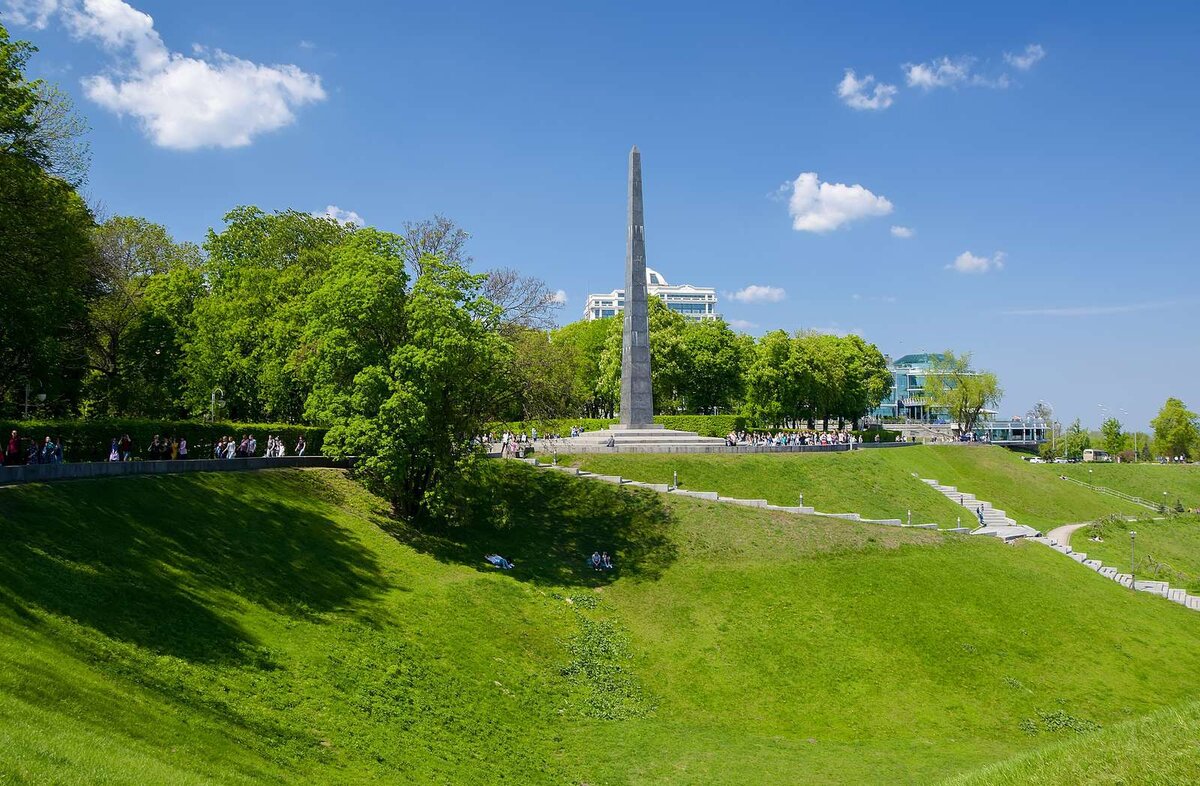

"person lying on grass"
[485, 554, 514, 570]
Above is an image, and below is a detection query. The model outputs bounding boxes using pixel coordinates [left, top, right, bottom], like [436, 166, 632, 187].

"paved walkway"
[1046, 521, 1090, 547]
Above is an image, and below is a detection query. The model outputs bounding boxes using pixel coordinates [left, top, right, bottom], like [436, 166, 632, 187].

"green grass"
[1071, 514, 1200, 593]
[946, 700, 1200, 785]
[566, 445, 1144, 529]
[2, 464, 1200, 783]
[1049, 461, 1200, 510]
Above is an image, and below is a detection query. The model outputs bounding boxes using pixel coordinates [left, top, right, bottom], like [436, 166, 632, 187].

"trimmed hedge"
[1, 419, 326, 463]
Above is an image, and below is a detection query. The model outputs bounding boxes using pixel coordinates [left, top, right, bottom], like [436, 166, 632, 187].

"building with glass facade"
[870, 352, 1047, 443]
[583, 268, 718, 323]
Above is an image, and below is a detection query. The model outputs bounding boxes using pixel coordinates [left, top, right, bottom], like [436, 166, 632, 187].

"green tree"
[1060, 419, 1091, 460]
[509, 328, 582, 420]
[598, 297, 690, 415]
[835, 334, 892, 427]
[311, 243, 511, 520]
[553, 316, 617, 417]
[1100, 417, 1125, 456]
[742, 330, 794, 426]
[82, 216, 202, 415]
[675, 319, 751, 414]
[1151, 398, 1199, 460]
[187, 207, 353, 420]
[0, 23, 96, 416]
[923, 351, 1002, 434]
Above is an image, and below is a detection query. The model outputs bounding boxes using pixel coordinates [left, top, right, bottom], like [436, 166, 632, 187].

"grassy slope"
[946, 700, 1200, 785]
[563, 449, 971, 524]
[1050, 461, 1200, 509]
[568, 446, 1144, 529]
[1071, 514, 1200, 593]
[2, 465, 1200, 783]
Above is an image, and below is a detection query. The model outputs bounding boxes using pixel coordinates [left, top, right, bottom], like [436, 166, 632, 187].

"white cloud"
[836, 69, 897, 111]
[729, 284, 786, 303]
[785, 172, 893, 233]
[1004, 43, 1045, 71]
[6, 0, 326, 149]
[728, 319, 758, 331]
[318, 205, 363, 226]
[948, 250, 1006, 274]
[551, 289, 568, 305]
[890, 225, 914, 238]
[298, 40, 316, 50]
[4, 0, 60, 28]
[904, 55, 1009, 90]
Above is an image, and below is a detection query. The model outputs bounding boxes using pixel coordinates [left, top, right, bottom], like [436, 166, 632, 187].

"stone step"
[721, 498, 769, 508]
[764, 504, 816, 514]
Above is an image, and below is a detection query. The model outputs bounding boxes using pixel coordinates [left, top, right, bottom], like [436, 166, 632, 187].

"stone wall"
[0, 456, 350, 486]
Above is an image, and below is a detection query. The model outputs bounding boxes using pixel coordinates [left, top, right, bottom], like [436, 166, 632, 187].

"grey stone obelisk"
[619, 145, 655, 427]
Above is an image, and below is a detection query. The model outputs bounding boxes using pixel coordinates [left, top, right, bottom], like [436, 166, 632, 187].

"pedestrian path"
[919, 478, 1042, 541]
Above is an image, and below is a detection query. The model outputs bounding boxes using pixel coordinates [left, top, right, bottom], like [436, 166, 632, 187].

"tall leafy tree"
[923, 351, 1002, 433]
[1060, 418, 1091, 460]
[598, 297, 690, 415]
[0, 23, 95, 415]
[312, 246, 511, 520]
[82, 216, 202, 415]
[508, 328, 582, 420]
[1151, 398, 1199, 459]
[188, 207, 352, 420]
[553, 316, 617, 417]
[1099, 417, 1125, 456]
[676, 319, 751, 414]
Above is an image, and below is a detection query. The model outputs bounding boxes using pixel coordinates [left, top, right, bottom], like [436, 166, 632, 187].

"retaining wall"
[0, 456, 350, 486]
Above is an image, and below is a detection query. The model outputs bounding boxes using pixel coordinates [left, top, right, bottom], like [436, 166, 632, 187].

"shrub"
[0, 418, 326, 462]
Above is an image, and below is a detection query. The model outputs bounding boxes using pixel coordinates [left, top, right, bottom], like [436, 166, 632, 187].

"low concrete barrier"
[0, 456, 351, 486]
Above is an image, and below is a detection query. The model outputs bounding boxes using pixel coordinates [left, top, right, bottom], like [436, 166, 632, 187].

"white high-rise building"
[583, 268, 718, 323]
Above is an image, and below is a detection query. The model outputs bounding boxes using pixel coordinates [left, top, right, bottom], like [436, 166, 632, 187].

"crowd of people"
[5, 431, 66, 465]
[724, 430, 863, 447]
[2, 429, 309, 466]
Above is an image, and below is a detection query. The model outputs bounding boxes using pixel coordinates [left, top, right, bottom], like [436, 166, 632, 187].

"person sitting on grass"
[591, 551, 602, 571]
[602, 552, 614, 570]
[485, 554, 514, 570]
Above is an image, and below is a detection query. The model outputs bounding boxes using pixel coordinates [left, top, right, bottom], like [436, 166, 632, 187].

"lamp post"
[209, 387, 225, 423]
[22, 380, 46, 419]
[1130, 530, 1137, 588]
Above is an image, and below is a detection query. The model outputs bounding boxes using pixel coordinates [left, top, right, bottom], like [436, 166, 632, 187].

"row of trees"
[1036, 398, 1198, 461]
[505, 303, 894, 430]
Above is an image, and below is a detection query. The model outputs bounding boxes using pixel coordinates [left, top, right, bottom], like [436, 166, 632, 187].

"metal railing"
[1058, 475, 1158, 510]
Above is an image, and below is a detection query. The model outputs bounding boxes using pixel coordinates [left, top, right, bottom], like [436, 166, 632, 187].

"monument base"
[553, 426, 728, 453]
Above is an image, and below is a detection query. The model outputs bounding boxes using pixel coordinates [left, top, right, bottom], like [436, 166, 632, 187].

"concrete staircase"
[1033, 535, 1200, 612]
[920, 478, 1041, 541]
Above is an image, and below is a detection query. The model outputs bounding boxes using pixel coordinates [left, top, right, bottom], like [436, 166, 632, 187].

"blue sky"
[5, 0, 1198, 430]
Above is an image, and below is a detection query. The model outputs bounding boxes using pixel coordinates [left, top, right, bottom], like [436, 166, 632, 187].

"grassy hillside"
[1071, 514, 1200, 593]
[562, 449, 971, 524]
[2, 465, 1200, 783]
[946, 700, 1200, 785]
[1050, 461, 1200, 510]
[568, 446, 1144, 529]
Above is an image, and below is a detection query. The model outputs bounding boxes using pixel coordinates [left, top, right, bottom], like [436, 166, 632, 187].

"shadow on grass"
[0, 470, 385, 664]
[386, 461, 678, 586]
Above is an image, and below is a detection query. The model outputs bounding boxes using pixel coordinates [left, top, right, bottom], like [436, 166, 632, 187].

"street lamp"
[1130, 531, 1137, 588]
[23, 380, 46, 418]
[209, 387, 225, 423]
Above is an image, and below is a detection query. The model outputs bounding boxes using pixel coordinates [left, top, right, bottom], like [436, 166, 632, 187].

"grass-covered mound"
[1072, 514, 1200, 593]
[1050, 461, 1200, 510]
[2, 464, 1200, 783]
[567, 445, 1144, 529]
[947, 700, 1200, 785]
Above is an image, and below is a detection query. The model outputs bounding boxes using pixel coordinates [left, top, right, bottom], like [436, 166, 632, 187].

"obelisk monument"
[619, 145, 656, 427]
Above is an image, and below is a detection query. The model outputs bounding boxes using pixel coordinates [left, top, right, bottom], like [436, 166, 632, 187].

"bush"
[0, 418, 326, 462]
[484, 415, 886, 440]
